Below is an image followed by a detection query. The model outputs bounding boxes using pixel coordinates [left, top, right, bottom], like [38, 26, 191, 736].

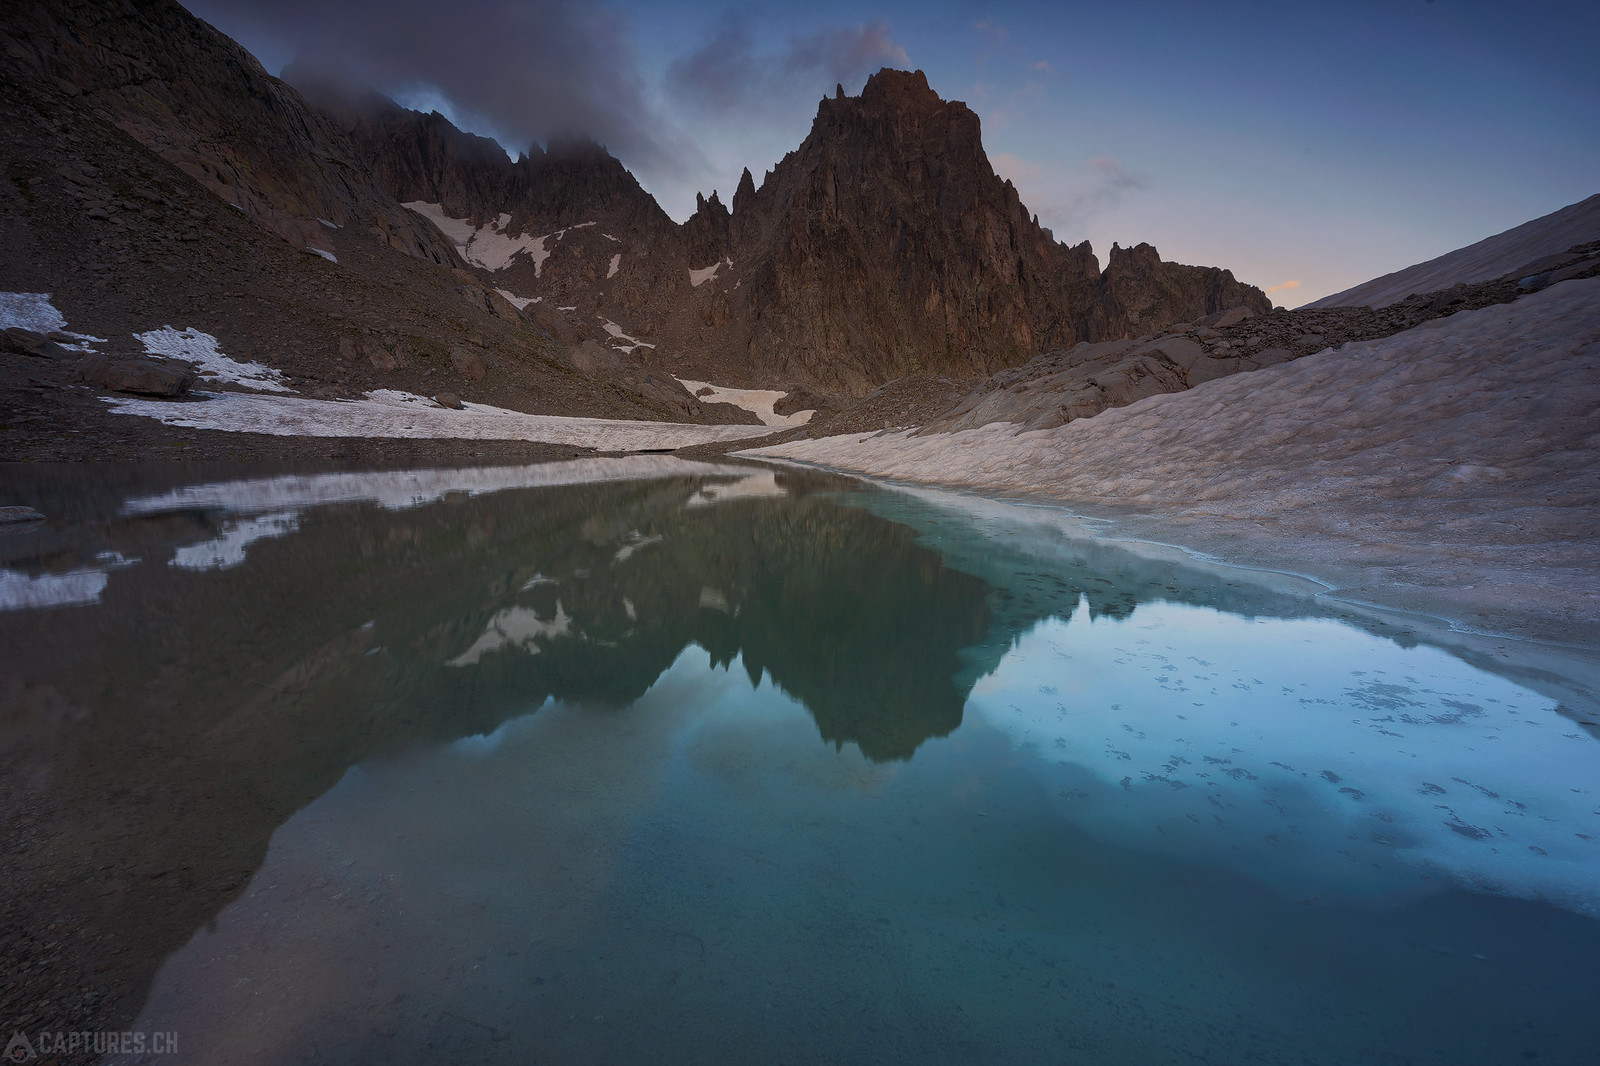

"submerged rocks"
[0, 506, 46, 529]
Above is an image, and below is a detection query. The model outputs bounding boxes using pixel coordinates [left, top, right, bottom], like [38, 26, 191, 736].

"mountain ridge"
[302, 65, 1271, 394]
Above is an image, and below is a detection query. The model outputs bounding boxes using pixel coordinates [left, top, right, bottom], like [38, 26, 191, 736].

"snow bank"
[105, 387, 775, 450]
[0, 292, 106, 347]
[1312, 193, 1600, 308]
[747, 279, 1600, 642]
[676, 378, 812, 428]
[136, 326, 292, 392]
[607, 253, 621, 279]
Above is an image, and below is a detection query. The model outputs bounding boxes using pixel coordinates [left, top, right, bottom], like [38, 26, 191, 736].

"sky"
[183, 0, 1600, 306]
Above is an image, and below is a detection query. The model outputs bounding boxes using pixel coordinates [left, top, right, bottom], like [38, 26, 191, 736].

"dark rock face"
[669, 69, 1270, 393]
[306, 66, 1272, 397]
[0, 0, 459, 265]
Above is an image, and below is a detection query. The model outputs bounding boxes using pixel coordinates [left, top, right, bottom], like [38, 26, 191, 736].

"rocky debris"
[1512, 242, 1600, 294]
[0, 505, 46, 528]
[2, 327, 73, 359]
[366, 340, 398, 371]
[433, 391, 463, 410]
[449, 346, 487, 381]
[568, 339, 623, 376]
[76, 354, 193, 397]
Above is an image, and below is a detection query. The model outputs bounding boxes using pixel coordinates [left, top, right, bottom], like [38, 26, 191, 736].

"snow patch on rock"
[0, 292, 106, 347]
[677, 378, 812, 428]
[404, 201, 553, 275]
[136, 327, 292, 392]
[689, 258, 731, 287]
[495, 288, 540, 309]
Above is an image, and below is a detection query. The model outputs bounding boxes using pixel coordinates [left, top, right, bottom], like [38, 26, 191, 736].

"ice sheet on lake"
[121, 457, 770, 517]
[136, 327, 292, 392]
[977, 598, 1600, 916]
[746, 280, 1600, 641]
[104, 389, 775, 449]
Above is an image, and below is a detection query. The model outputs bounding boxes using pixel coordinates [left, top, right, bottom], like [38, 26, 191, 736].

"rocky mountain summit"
[301, 67, 1271, 397]
[0, 0, 1351, 462]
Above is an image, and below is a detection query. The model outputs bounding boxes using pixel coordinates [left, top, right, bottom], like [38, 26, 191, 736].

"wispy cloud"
[1266, 279, 1302, 294]
[990, 153, 1150, 239]
[665, 18, 908, 120]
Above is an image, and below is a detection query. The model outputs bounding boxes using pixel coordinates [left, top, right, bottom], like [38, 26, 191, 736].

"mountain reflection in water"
[1, 458, 1596, 1065]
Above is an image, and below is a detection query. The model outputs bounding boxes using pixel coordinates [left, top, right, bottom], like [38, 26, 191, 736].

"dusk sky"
[184, 0, 1599, 306]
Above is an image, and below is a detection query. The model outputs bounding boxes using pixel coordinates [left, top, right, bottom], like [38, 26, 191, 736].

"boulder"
[76, 354, 194, 396]
[0, 506, 46, 528]
[567, 339, 621, 376]
[2, 327, 73, 359]
[450, 346, 487, 381]
[434, 392, 464, 409]
[364, 340, 397, 371]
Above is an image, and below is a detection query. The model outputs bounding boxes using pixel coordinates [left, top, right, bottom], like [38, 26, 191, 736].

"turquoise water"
[2, 460, 1597, 1065]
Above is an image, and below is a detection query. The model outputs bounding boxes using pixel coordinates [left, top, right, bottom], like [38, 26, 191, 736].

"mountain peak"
[860, 67, 935, 104]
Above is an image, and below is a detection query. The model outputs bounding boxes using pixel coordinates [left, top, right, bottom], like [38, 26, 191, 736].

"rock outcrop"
[0, 0, 461, 265]
[303, 67, 1272, 397]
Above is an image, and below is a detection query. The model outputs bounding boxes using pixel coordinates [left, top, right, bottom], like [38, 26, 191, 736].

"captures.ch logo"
[3, 1032, 35, 1064]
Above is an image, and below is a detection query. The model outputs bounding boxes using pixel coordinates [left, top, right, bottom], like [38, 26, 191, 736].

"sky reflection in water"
[1, 460, 1596, 1065]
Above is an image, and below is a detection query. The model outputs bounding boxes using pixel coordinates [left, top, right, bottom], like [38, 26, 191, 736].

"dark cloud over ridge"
[183, 0, 702, 179]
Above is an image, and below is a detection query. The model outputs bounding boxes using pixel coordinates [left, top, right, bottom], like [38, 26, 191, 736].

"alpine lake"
[3, 458, 1598, 1066]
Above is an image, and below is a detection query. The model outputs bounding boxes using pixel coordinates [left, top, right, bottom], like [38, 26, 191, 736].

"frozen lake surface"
[2, 460, 1597, 1065]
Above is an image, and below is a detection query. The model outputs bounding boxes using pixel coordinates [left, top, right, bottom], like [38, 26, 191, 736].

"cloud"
[665, 17, 908, 119]
[1266, 279, 1302, 294]
[182, 0, 703, 180]
[990, 153, 1150, 240]
[990, 152, 1043, 186]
